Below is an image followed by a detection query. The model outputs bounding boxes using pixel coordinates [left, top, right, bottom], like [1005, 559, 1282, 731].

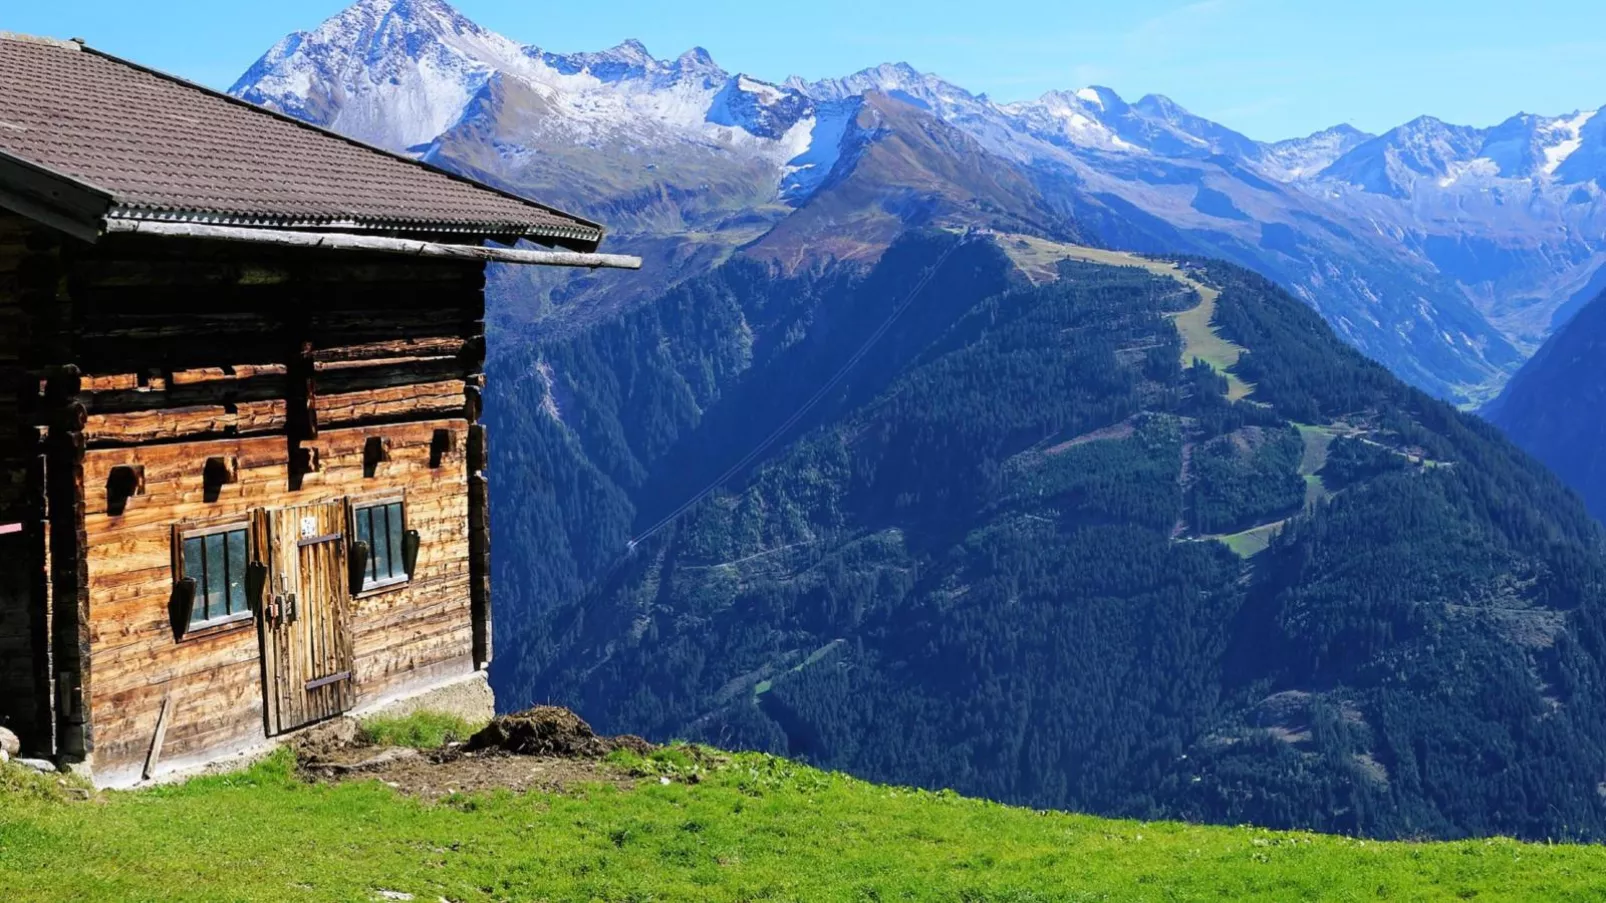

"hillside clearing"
[1217, 521, 1286, 557]
[1295, 423, 1337, 505]
[997, 234, 1254, 400]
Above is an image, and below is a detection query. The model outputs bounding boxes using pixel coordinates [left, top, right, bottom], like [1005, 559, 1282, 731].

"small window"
[106, 465, 145, 516]
[363, 437, 389, 478]
[179, 524, 251, 628]
[429, 429, 454, 468]
[353, 500, 408, 591]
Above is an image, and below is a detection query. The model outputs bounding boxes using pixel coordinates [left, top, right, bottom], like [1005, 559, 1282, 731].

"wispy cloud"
[1210, 95, 1290, 122]
[1125, 0, 1241, 55]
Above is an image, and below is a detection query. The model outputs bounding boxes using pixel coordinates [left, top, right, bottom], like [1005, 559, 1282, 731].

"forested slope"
[1485, 288, 1606, 524]
[490, 232, 1606, 841]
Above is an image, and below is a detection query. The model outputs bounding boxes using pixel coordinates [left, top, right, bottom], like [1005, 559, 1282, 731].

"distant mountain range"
[229, 0, 1606, 404]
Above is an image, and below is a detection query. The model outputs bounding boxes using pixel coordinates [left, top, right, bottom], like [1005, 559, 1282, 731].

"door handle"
[285, 593, 298, 623]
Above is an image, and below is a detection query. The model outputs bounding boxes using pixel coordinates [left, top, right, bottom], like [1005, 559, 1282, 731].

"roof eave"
[103, 205, 605, 251]
[0, 149, 113, 242]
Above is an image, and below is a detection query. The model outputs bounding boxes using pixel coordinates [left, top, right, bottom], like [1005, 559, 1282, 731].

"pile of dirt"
[293, 707, 663, 800]
[465, 706, 653, 759]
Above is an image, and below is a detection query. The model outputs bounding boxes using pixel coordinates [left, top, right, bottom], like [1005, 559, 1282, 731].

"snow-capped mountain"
[1256, 125, 1375, 180]
[1300, 110, 1606, 345]
[231, 0, 839, 189]
[231, 0, 1606, 402]
[1317, 116, 1486, 197]
[1318, 109, 1605, 193]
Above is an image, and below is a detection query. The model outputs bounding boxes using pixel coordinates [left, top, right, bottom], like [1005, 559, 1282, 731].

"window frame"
[347, 491, 411, 598]
[172, 517, 256, 639]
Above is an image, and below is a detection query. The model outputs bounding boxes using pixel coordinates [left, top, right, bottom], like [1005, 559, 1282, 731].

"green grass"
[3, 748, 1606, 901]
[1217, 521, 1284, 558]
[1170, 281, 1254, 402]
[1294, 424, 1336, 508]
[358, 711, 485, 749]
[1294, 423, 1337, 475]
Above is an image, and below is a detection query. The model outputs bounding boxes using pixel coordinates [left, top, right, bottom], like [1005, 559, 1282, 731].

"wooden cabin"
[0, 34, 637, 785]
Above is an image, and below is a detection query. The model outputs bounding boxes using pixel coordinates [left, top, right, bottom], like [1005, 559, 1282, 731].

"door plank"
[260, 498, 355, 735]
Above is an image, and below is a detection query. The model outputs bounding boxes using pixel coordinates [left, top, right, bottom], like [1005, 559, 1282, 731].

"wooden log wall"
[42, 229, 487, 783]
[82, 420, 471, 779]
[0, 212, 57, 756]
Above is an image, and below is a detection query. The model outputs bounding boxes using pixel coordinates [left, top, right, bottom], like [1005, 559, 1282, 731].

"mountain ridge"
[228, 0, 1606, 403]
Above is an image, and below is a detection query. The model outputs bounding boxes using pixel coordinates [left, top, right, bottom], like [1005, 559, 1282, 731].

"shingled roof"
[0, 33, 604, 249]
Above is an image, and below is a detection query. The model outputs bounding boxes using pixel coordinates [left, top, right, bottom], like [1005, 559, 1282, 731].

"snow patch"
[1543, 110, 1597, 176]
[737, 75, 785, 104]
[1437, 157, 1500, 188]
[781, 100, 856, 202]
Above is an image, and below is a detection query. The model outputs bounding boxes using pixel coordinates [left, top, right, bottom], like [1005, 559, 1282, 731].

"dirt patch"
[320, 746, 637, 801]
[1044, 418, 1137, 455]
[298, 707, 660, 801]
[290, 717, 360, 761]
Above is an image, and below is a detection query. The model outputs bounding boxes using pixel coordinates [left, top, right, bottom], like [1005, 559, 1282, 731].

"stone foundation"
[349, 669, 496, 726]
[92, 669, 496, 789]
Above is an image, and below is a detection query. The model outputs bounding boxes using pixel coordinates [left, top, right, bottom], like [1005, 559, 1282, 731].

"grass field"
[1217, 521, 1284, 557]
[1206, 425, 1338, 557]
[4, 738, 1606, 902]
[1295, 423, 1337, 507]
[997, 235, 1254, 401]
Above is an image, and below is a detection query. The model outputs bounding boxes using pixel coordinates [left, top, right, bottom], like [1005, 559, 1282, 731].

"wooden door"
[256, 500, 355, 735]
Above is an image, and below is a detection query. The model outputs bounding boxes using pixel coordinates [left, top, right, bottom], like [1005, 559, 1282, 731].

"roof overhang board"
[103, 219, 643, 270]
[0, 150, 113, 243]
[100, 207, 605, 250]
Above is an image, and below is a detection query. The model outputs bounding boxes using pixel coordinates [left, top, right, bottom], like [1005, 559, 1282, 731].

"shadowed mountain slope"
[1486, 288, 1606, 523]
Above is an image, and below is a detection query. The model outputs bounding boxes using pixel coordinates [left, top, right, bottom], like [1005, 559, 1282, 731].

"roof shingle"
[0, 34, 601, 246]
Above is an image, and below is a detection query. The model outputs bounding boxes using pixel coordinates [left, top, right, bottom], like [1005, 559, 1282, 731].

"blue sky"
[7, 0, 1606, 141]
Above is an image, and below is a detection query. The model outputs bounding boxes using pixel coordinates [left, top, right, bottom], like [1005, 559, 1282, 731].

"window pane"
[355, 507, 373, 581]
[363, 507, 377, 580]
[386, 503, 405, 580]
[204, 533, 227, 622]
[225, 530, 248, 616]
[371, 505, 392, 583]
[183, 537, 206, 624]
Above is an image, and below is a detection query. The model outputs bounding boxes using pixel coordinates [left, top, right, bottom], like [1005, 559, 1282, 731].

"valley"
[1486, 286, 1606, 523]
[499, 230, 1606, 840]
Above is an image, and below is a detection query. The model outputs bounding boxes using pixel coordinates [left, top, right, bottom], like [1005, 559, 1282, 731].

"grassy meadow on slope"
[3, 747, 1606, 903]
